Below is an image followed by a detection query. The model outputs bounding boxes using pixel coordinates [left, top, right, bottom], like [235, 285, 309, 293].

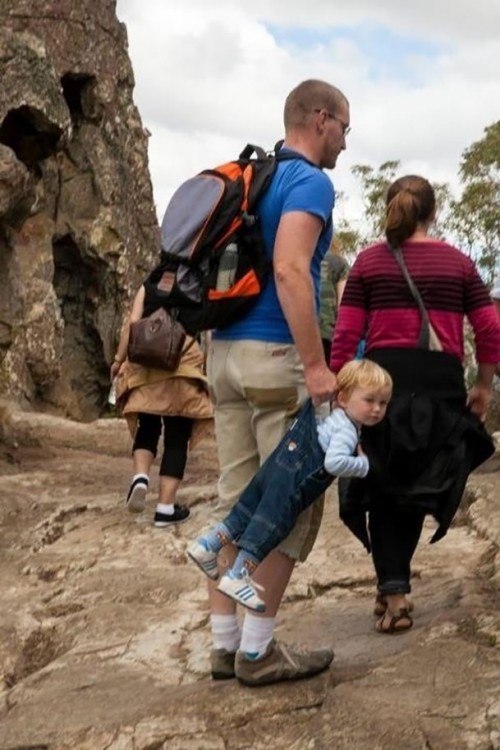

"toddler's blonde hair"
[337, 359, 392, 395]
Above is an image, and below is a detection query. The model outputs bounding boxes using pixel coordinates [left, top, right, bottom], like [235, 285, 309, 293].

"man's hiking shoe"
[211, 648, 236, 680]
[235, 639, 334, 687]
[154, 504, 191, 528]
[217, 570, 266, 612]
[187, 540, 219, 580]
[126, 477, 148, 513]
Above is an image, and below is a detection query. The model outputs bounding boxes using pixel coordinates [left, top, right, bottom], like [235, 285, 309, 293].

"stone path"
[0, 413, 499, 749]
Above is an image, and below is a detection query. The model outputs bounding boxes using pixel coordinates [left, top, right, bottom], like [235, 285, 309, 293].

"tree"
[346, 161, 451, 249]
[445, 121, 500, 284]
[331, 224, 361, 264]
[351, 160, 399, 244]
[337, 123, 499, 284]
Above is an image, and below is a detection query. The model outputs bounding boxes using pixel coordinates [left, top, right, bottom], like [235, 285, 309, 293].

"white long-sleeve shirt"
[316, 408, 369, 478]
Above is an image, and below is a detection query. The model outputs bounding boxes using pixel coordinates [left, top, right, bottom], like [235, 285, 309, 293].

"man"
[319, 244, 350, 362]
[206, 79, 350, 686]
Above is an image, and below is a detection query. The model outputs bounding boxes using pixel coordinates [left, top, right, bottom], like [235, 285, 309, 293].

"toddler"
[188, 359, 392, 611]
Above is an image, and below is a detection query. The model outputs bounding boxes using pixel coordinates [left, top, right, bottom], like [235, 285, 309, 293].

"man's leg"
[205, 340, 260, 671]
[207, 341, 300, 649]
[236, 385, 330, 683]
[207, 340, 331, 683]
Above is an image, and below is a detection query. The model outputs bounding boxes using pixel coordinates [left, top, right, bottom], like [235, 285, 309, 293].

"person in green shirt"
[319, 247, 350, 362]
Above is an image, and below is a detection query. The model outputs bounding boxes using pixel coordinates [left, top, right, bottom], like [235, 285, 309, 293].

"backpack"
[153, 142, 304, 336]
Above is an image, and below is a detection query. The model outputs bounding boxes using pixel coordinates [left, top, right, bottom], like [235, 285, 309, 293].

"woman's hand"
[466, 385, 492, 422]
[110, 359, 123, 380]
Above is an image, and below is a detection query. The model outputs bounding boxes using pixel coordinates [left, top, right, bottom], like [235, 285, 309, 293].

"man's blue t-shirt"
[213, 152, 335, 343]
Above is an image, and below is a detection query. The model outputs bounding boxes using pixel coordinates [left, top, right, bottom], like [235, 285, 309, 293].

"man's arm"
[274, 211, 337, 404]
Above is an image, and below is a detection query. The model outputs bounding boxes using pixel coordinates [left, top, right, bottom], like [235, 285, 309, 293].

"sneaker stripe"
[235, 586, 255, 600]
[217, 573, 265, 611]
[278, 643, 300, 670]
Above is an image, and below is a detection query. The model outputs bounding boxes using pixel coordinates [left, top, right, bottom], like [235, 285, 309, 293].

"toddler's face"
[339, 385, 391, 427]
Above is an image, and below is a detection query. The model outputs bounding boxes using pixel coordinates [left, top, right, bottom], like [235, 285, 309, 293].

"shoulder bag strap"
[391, 245, 430, 349]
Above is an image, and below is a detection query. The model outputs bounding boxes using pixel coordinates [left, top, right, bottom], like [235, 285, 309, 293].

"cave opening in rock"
[52, 234, 110, 419]
[0, 106, 61, 169]
[60, 73, 96, 124]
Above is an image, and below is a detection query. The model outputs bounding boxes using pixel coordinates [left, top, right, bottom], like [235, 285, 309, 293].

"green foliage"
[444, 121, 500, 284]
[351, 160, 399, 244]
[346, 161, 452, 251]
[339, 122, 499, 285]
[337, 122, 500, 383]
[332, 224, 362, 264]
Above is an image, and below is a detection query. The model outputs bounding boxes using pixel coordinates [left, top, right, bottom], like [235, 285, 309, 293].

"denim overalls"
[222, 399, 334, 560]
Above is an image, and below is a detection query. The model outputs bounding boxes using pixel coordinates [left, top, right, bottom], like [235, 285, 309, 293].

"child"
[187, 359, 392, 611]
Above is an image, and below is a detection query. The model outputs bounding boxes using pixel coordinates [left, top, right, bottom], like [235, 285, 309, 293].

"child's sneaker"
[187, 540, 219, 580]
[217, 570, 266, 612]
[126, 476, 148, 513]
[154, 504, 191, 527]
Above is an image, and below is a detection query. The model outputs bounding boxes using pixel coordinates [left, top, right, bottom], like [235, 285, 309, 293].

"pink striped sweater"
[330, 239, 500, 373]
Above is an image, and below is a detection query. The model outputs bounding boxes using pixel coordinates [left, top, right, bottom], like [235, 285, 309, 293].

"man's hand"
[467, 385, 492, 423]
[304, 362, 338, 406]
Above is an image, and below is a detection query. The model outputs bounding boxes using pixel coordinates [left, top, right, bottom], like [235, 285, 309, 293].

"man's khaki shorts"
[207, 339, 324, 562]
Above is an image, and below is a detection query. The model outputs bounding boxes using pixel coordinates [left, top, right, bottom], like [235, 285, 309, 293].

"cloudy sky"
[115, 0, 500, 233]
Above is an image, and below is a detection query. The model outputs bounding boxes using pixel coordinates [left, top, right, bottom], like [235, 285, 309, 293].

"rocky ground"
[0, 409, 499, 750]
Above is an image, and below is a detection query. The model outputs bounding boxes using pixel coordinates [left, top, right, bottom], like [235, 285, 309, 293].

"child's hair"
[337, 359, 393, 395]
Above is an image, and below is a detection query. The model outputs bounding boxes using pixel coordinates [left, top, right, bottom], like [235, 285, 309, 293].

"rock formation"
[0, 1, 159, 420]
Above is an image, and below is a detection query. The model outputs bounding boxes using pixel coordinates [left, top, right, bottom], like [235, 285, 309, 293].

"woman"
[330, 175, 500, 633]
[111, 266, 213, 528]
[491, 268, 500, 378]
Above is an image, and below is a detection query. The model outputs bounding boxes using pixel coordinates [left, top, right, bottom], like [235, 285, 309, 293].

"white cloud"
[116, 0, 500, 231]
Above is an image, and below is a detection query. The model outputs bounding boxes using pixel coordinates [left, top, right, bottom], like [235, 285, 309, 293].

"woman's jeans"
[369, 502, 426, 596]
[221, 400, 333, 562]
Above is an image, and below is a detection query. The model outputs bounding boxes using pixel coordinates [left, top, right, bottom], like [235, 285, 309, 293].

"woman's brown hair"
[385, 175, 435, 248]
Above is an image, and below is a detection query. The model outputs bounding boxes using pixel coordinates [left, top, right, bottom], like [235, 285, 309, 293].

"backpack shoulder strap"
[273, 139, 318, 168]
[239, 144, 267, 161]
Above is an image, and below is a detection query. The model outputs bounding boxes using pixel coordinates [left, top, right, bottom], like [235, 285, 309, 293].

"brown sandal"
[373, 594, 388, 617]
[375, 607, 413, 634]
[373, 594, 414, 617]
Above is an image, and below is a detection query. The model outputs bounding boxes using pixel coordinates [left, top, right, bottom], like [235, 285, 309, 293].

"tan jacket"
[115, 337, 213, 445]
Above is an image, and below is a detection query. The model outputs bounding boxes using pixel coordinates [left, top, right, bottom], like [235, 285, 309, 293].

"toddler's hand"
[357, 444, 366, 457]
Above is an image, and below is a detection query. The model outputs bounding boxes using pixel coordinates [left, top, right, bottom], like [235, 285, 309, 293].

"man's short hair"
[284, 79, 348, 130]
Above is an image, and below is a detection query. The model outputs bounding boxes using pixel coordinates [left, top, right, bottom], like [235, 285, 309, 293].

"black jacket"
[340, 348, 494, 551]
